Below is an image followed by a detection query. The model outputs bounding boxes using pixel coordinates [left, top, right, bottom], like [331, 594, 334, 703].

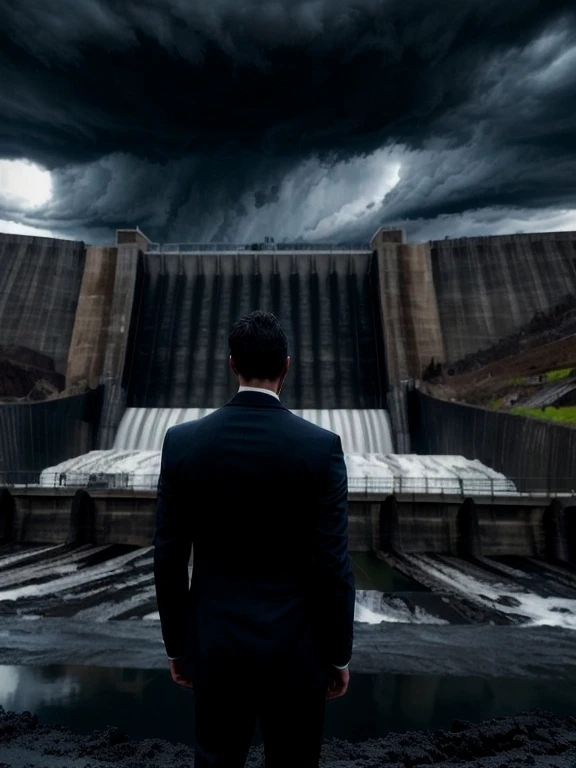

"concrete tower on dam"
[0, 225, 575, 489]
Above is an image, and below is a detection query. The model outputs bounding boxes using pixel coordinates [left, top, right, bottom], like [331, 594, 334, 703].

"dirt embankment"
[0, 345, 64, 400]
[2, 707, 576, 767]
[423, 297, 576, 414]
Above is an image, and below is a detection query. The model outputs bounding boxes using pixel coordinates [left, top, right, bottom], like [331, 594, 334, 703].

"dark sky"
[0, 0, 575, 243]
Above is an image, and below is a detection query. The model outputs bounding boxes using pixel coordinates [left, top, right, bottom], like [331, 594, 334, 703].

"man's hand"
[326, 667, 350, 701]
[169, 657, 194, 690]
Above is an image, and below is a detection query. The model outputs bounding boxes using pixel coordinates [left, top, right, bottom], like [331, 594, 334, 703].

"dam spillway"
[124, 249, 386, 410]
[113, 407, 394, 454]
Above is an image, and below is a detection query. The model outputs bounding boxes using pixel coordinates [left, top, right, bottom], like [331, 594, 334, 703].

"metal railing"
[146, 242, 370, 254]
[2, 472, 575, 498]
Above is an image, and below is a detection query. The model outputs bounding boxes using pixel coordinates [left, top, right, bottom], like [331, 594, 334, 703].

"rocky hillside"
[423, 298, 576, 425]
[0, 345, 64, 401]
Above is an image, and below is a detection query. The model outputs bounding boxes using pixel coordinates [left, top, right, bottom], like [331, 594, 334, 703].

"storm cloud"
[0, 0, 575, 243]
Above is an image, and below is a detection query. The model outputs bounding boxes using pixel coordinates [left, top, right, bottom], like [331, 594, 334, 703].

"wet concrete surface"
[2, 617, 576, 679]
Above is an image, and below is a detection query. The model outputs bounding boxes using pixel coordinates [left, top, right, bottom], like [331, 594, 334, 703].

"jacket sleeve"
[153, 428, 192, 658]
[312, 434, 355, 668]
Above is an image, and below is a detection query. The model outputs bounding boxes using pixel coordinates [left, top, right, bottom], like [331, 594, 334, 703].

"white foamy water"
[345, 454, 516, 495]
[41, 449, 515, 495]
[354, 590, 448, 625]
[0, 544, 63, 569]
[405, 554, 576, 630]
[0, 547, 151, 602]
[114, 407, 394, 454]
[0, 546, 110, 590]
[0, 542, 446, 625]
[73, 582, 157, 622]
[142, 592, 447, 626]
[41, 405, 515, 494]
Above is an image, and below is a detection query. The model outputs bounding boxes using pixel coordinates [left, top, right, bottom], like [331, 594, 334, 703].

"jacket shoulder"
[282, 410, 339, 446]
[165, 409, 223, 441]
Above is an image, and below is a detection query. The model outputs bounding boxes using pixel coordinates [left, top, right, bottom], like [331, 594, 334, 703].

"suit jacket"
[152, 390, 355, 677]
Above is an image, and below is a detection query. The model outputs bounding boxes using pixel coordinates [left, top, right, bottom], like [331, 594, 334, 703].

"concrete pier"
[371, 230, 445, 382]
[66, 246, 118, 390]
[97, 243, 141, 448]
[0, 487, 15, 544]
[4, 487, 574, 559]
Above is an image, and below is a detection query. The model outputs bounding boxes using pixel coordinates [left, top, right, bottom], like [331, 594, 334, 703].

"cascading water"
[113, 407, 394, 454]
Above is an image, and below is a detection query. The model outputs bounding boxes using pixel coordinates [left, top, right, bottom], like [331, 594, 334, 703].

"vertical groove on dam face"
[125, 250, 385, 409]
[0, 235, 86, 374]
[430, 232, 576, 363]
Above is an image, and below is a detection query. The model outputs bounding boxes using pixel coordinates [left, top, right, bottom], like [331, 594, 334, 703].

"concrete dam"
[0, 226, 575, 558]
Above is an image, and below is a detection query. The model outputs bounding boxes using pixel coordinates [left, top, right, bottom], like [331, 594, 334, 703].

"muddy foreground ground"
[2, 706, 576, 767]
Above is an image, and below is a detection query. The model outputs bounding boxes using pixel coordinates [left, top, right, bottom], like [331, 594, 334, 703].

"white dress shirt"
[237, 385, 280, 399]
[168, 384, 349, 669]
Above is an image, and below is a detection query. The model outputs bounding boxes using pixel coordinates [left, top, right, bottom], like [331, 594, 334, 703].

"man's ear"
[230, 356, 239, 376]
[278, 356, 290, 394]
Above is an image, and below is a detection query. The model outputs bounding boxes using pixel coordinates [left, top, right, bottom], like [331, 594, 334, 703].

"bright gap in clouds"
[0, 159, 53, 208]
[304, 150, 403, 241]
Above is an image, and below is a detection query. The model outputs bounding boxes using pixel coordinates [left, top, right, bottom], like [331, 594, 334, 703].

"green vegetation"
[510, 406, 576, 425]
[544, 368, 574, 382]
[488, 397, 505, 409]
[508, 368, 574, 386]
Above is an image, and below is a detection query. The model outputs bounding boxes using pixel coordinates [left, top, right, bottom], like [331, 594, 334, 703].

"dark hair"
[229, 311, 288, 380]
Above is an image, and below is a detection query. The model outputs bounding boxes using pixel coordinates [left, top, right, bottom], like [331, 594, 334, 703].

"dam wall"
[124, 250, 387, 410]
[66, 246, 118, 390]
[429, 231, 576, 364]
[410, 391, 576, 493]
[371, 229, 576, 381]
[0, 388, 103, 481]
[0, 234, 86, 374]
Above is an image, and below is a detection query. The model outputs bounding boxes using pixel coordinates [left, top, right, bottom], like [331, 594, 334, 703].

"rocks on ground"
[2, 706, 576, 768]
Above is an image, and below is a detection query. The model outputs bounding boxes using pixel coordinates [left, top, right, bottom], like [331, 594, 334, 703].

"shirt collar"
[237, 385, 280, 401]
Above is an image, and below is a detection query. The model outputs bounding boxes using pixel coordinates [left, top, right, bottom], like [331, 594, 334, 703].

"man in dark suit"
[153, 310, 355, 767]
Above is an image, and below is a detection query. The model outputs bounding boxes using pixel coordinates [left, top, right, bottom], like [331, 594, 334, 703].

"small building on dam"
[0, 226, 575, 555]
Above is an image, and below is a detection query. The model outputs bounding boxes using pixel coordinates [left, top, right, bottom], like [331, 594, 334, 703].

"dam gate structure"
[123, 247, 388, 411]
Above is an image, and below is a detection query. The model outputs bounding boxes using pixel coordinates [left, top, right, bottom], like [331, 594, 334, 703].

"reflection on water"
[1, 664, 576, 745]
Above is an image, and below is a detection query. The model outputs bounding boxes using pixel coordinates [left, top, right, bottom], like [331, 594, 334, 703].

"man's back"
[155, 390, 354, 671]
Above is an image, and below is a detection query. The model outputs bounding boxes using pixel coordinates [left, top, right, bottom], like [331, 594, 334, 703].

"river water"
[2, 664, 576, 745]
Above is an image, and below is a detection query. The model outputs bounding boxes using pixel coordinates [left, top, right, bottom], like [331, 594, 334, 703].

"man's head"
[229, 311, 290, 393]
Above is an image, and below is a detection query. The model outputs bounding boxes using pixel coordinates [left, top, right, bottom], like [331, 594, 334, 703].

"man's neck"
[237, 384, 280, 400]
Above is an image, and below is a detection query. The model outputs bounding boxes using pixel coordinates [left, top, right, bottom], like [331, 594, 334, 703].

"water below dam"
[2, 545, 576, 630]
[124, 250, 386, 409]
[2, 663, 576, 746]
